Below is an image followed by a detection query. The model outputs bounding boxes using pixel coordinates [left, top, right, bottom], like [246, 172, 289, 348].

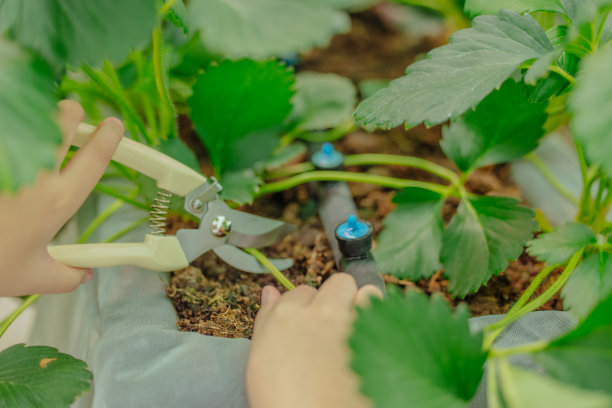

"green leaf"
[289, 72, 356, 131]
[570, 44, 612, 180]
[441, 196, 537, 296]
[601, 12, 612, 45]
[440, 80, 547, 172]
[464, 0, 567, 18]
[157, 138, 199, 171]
[188, 0, 349, 59]
[0, 344, 92, 407]
[308, 0, 377, 10]
[497, 360, 612, 408]
[262, 142, 307, 172]
[564, 0, 612, 25]
[524, 51, 558, 85]
[535, 293, 612, 394]
[373, 188, 444, 279]
[0, 0, 157, 71]
[358, 79, 390, 99]
[188, 59, 295, 174]
[223, 126, 284, 174]
[562, 252, 612, 319]
[349, 291, 486, 408]
[527, 222, 595, 264]
[219, 169, 262, 205]
[354, 10, 553, 130]
[164, 0, 190, 34]
[0, 39, 61, 192]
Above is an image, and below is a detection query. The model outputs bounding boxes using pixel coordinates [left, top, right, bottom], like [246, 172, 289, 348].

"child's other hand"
[247, 273, 382, 408]
[0, 100, 123, 296]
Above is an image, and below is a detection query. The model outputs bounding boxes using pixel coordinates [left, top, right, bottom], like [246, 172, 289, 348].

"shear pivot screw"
[211, 215, 232, 237]
[190, 199, 204, 212]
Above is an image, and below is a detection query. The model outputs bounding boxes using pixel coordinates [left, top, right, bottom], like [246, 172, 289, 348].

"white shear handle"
[48, 235, 189, 272]
[76, 123, 207, 196]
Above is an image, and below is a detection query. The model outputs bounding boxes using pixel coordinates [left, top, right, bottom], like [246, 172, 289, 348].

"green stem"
[0, 295, 40, 338]
[243, 248, 295, 290]
[483, 250, 583, 344]
[110, 161, 136, 180]
[277, 127, 304, 151]
[153, 25, 177, 140]
[344, 153, 460, 184]
[578, 167, 601, 222]
[132, 51, 160, 141]
[575, 140, 589, 190]
[159, 0, 179, 16]
[299, 120, 356, 143]
[487, 358, 502, 408]
[257, 171, 450, 196]
[524, 153, 578, 205]
[548, 65, 576, 85]
[102, 217, 148, 243]
[594, 6, 612, 47]
[264, 162, 315, 180]
[78, 199, 124, 244]
[277, 120, 355, 151]
[508, 264, 557, 315]
[82, 65, 152, 144]
[489, 339, 550, 358]
[94, 184, 150, 210]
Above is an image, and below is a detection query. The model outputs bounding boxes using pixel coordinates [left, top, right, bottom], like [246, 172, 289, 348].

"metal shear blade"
[176, 199, 296, 273]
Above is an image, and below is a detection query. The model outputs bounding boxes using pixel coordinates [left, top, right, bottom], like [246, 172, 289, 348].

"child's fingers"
[252, 286, 281, 338]
[354, 285, 383, 308]
[59, 117, 123, 216]
[55, 100, 84, 170]
[277, 285, 317, 307]
[311, 273, 357, 310]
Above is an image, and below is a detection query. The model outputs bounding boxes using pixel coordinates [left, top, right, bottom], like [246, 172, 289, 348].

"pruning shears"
[47, 123, 295, 273]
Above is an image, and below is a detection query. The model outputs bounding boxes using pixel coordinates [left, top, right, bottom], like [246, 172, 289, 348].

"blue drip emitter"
[311, 143, 344, 170]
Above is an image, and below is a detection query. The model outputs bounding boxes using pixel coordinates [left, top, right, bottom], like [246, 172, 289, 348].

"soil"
[167, 8, 562, 339]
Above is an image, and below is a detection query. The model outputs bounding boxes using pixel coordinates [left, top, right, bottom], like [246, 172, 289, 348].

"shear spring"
[150, 190, 173, 235]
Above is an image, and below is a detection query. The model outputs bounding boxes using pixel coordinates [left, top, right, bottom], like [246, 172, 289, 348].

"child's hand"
[247, 273, 382, 408]
[0, 100, 123, 296]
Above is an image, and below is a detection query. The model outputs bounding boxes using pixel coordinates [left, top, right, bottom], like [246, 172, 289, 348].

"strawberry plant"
[2, 0, 612, 406]
[346, 1, 612, 406]
[0, 0, 367, 405]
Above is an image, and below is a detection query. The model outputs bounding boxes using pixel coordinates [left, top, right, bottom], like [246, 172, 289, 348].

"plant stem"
[489, 339, 550, 358]
[575, 140, 589, 191]
[487, 358, 502, 408]
[257, 171, 450, 196]
[159, 0, 179, 16]
[243, 248, 295, 290]
[110, 161, 136, 180]
[483, 250, 583, 346]
[344, 153, 460, 184]
[524, 153, 578, 205]
[548, 65, 576, 85]
[94, 184, 150, 210]
[78, 199, 124, 243]
[0, 295, 40, 338]
[299, 120, 356, 143]
[509, 264, 557, 314]
[264, 162, 315, 180]
[102, 217, 149, 243]
[82, 65, 152, 145]
[153, 25, 177, 140]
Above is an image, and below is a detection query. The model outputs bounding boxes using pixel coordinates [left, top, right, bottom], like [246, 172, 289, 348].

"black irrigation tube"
[311, 144, 387, 295]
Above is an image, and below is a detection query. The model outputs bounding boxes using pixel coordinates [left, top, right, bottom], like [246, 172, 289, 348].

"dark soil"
[167, 8, 562, 339]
